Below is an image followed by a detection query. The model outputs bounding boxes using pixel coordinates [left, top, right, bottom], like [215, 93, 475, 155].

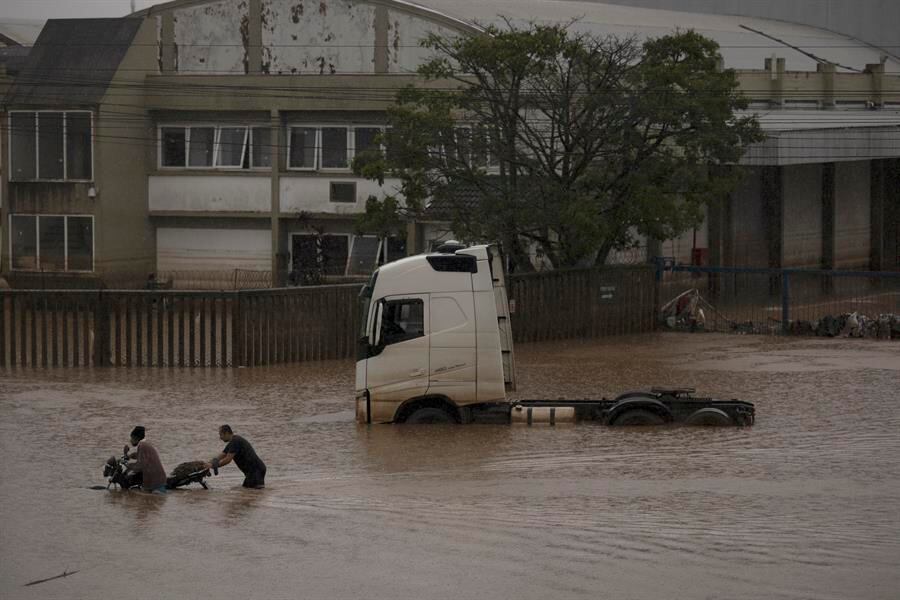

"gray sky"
[2, 0, 158, 21]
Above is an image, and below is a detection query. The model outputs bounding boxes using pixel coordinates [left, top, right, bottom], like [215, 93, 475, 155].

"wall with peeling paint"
[174, 0, 250, 74]
[261, 0, 377, 74]
[386, 9, 453, 74]
[280, 176, 403, 213]
[157, 0, 461, 76]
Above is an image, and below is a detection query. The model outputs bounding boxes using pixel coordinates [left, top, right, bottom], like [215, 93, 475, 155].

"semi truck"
[355, 243, 755, 427]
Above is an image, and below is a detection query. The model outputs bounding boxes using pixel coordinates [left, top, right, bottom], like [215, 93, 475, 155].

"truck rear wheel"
[405, 407, 456, 424]
[611, 409, 665, 426]
[684, 408, 733, 426]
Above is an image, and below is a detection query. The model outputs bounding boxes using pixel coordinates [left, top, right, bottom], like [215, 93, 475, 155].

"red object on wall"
[691, 248, 708, 266]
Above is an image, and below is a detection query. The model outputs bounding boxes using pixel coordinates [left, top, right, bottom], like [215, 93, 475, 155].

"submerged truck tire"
[405, 407, 456, 424]
[684, 407, 734, 426]
[611, 408, 666, 426]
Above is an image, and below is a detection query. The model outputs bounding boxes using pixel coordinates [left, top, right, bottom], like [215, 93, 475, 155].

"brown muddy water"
[1, 333, 899, 600]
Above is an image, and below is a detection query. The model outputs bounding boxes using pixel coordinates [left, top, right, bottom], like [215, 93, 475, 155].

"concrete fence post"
[93, 290, 111, 367]
[781, 271, 791, 335]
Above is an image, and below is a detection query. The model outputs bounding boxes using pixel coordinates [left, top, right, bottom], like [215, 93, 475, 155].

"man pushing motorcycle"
[205, 425, 267, 489]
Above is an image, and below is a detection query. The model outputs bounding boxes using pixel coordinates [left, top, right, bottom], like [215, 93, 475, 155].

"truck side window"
[381, 299, 424, 346]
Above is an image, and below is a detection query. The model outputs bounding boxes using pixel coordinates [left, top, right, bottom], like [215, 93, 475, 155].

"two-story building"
[2, 0, 899, 288]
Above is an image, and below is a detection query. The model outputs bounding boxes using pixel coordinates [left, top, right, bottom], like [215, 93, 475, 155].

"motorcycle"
[103, 447, 215, 491]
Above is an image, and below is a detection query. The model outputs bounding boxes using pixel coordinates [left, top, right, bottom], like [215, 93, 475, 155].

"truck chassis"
[458, 388, 755, 427]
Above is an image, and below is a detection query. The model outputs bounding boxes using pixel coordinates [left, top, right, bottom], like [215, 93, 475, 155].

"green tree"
[353, 22, 763, 269]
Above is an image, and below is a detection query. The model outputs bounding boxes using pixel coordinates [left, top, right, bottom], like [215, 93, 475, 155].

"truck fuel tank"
[511, 404, 576, 425]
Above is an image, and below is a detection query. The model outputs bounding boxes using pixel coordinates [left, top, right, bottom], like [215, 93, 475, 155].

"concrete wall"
[95, 18, 159, 277]
[150, 175, 272, 212]
[280, 175, 402, 213]
[729, 169, 767, 267]
[782, 164, 823, 268]
[833, 161, 871, 268]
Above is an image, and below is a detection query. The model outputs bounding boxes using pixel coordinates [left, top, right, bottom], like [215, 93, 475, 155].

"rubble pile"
[789, 313, 900, 339]
[660, 289, 900, 339]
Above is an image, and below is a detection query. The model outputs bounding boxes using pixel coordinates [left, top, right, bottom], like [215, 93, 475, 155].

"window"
[11, 215, 37, 270]
[161, 127, 186, 166]
[348, 236, 379, 276]
[251, 127, 272, 168]
[289, 127, 317, 169]
[160, 124, 271, 169]
[39, 112, 64, 180]
[288, 125, 384, 172]
[289, 233, 351, 282]
[380, 299, 425, 346]
[346, 235, 405, 276]
[329, 181, 356, 203]
[9, 111, 93, 181]
[215, 127, 248, 167]
[9, 214, 94, 272]
[321, 127, 348, 168]
[354, 127, 381, 155]
[320, 234, 349, 275]
[67, 217, 94, 271]
[188, 127, 214, 167]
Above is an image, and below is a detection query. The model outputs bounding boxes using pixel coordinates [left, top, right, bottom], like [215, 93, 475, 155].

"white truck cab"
[355, 244, 515, 424]
[355, 244, 755, 427]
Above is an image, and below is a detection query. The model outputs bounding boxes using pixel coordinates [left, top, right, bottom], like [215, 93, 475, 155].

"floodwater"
[1, 333, 899, 600]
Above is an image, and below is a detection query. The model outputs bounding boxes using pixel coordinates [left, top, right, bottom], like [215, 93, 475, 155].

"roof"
[0, 19, 46, 46]
[405, 0, 900, 74]
[3, 18, 143, 107]
[741, 109, 900, 166]
[0, 46, 31, 75]
[423, 180, 486, 221]
[750, 109, 900, 132]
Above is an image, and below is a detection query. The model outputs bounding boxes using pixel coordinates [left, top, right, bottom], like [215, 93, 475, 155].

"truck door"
[429, 293, 477, 403]
[365, 294, 430, 421]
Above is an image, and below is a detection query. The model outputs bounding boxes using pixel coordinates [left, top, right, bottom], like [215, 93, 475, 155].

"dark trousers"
[242, 465, 266, 488]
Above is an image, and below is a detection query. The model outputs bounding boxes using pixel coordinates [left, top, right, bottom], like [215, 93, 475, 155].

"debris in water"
[24, 570, 79, 587]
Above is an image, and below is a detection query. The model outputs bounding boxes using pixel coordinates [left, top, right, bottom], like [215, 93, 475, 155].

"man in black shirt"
[206, 425, 267, 489]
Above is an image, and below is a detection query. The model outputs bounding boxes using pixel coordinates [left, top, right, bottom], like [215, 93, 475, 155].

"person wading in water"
[126, 426, 167, 494]
[206, 425, 267, 489]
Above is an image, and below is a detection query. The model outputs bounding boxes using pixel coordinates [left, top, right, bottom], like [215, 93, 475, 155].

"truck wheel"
[405, 407, 455, 424]
[612, 409, 664, 426]
[684, 408, 733, 426]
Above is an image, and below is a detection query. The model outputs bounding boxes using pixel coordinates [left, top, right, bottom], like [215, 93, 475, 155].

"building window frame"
[287, 124, 385, 173]
[288, 232, 352, 278]
[329, 181, 357, 204]
[8, 110, 94, 182]
[8, 214, 95, 273]
[157, 123, 271, 171]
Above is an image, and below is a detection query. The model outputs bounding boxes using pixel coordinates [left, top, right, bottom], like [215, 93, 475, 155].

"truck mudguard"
[604, 397, 673, 425]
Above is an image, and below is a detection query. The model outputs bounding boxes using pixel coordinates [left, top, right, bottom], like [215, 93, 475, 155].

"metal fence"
[508, 265, 657, 342]
[2, 263, 896, 369]
[0, 285, 362, 368]
[659, 265, 900, 335]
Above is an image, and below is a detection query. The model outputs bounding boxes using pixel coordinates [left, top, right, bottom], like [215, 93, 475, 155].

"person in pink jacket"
[126, 426, 167, 494]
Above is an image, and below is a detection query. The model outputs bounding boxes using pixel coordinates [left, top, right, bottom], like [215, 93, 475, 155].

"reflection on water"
[1, 333, 899, 599]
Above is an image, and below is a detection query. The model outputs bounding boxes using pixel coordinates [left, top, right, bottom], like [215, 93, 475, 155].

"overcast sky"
[2, 0, 159, 21]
